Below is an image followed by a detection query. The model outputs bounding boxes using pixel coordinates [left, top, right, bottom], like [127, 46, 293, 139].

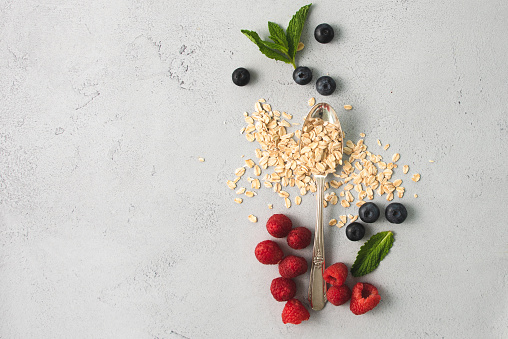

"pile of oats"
[299, 117, 343, 176]
[228, 99, 421, 227]
[235, 99, 320, 201]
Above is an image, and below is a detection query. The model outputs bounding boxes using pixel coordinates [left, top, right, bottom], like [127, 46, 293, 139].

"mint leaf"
[241, 29, 291, 64]
[261, 40, 289, 55]
[286, 3, 312, 65]
[241, 4, 311, 68]
[268, 21, 288, 49]
[351, 231, 395, 277]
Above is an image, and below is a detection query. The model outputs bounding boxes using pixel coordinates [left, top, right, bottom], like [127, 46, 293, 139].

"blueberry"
[232, 67, 250, 86]
[316, 76, 336, 96]
[314, 24, 334, 44]
[293, 66, 312, 85]
[358, 202, 380, 223]
[346, 222, 365, 241]
[385, 203, 408, 224]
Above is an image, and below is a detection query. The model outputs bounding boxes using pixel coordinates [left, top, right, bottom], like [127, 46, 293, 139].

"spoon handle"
[308, 175, 327, 311]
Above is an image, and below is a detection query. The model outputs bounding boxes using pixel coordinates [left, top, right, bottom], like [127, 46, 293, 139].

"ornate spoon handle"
[308, 175, 327, 311]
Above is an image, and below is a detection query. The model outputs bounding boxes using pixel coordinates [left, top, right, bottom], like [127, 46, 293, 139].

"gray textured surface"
[1, 1, 507, 338]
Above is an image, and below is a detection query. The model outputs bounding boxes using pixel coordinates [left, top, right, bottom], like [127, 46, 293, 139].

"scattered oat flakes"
[412, 173, 421, 182]
[236, 187, 246, 195]
[329, 219, 337, 226]
[329, 180, 343, 188]
[268, 204, 273, 209]
[245, 159, 255, 168]
[227, 180, 236, 190]
[346, 191, 354, 202]
[403, 165, 409, 174]
[359, 133, 366, 137]
[392, 153, 400, 162]
[198, 157, 205, 162]
[295, 196, 302, 205]
[377, 139, 382, 146]
[339, 215, 347, 224]
[278, 191, 290, 198]
[254, 165, 261, 176]
[235, 167, 246, 177]
[234, 198, 243, 204]
[414, 194, 418, 198]
[350, 215, 358, 222]
[245, 191, 255, 197]
[248, 214, 258, 223]
[344, 105, 353, 110]
[384, 144, 390, 151]
[429, 160, 435, 163]
[297, 42, 305, 51]
[284, 197, 291, 209]
[281, 112, 293, 120]
[258, 98, 266, 103]
[308, 97, 316, 106]
[251, 179, 261, 189]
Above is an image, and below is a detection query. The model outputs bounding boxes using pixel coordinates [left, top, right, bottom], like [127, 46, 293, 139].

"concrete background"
[1, 0, 507, 338]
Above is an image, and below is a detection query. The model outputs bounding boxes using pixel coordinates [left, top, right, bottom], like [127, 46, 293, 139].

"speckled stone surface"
[1, 1, 507, 338]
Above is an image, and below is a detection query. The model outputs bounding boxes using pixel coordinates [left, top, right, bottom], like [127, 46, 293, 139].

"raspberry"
[350, 282, 381, 315]
[266, 214, 293, 238]
[281, 299, 310, 324]
[254, 240, 284, 265]
[287, 227, 312, 249]
[270, 277, 296, 302]
[279, 255, 308, 278]
[326, 285, 352, 306]
[323, 262, 348, 286]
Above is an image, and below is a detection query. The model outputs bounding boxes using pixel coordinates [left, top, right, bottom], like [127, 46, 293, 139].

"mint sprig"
[241, 30, 291, 63]
[241, 4, 312, 68]
[351, 231, 395, 277]
[286, 4, 311, 64]
[268, 22, 288, 49]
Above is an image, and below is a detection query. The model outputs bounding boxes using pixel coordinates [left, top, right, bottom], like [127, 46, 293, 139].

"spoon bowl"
[303, 102, 342, 128]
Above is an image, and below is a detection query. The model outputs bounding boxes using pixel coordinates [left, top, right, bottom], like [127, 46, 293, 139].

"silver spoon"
[299, 103, 343, 311]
